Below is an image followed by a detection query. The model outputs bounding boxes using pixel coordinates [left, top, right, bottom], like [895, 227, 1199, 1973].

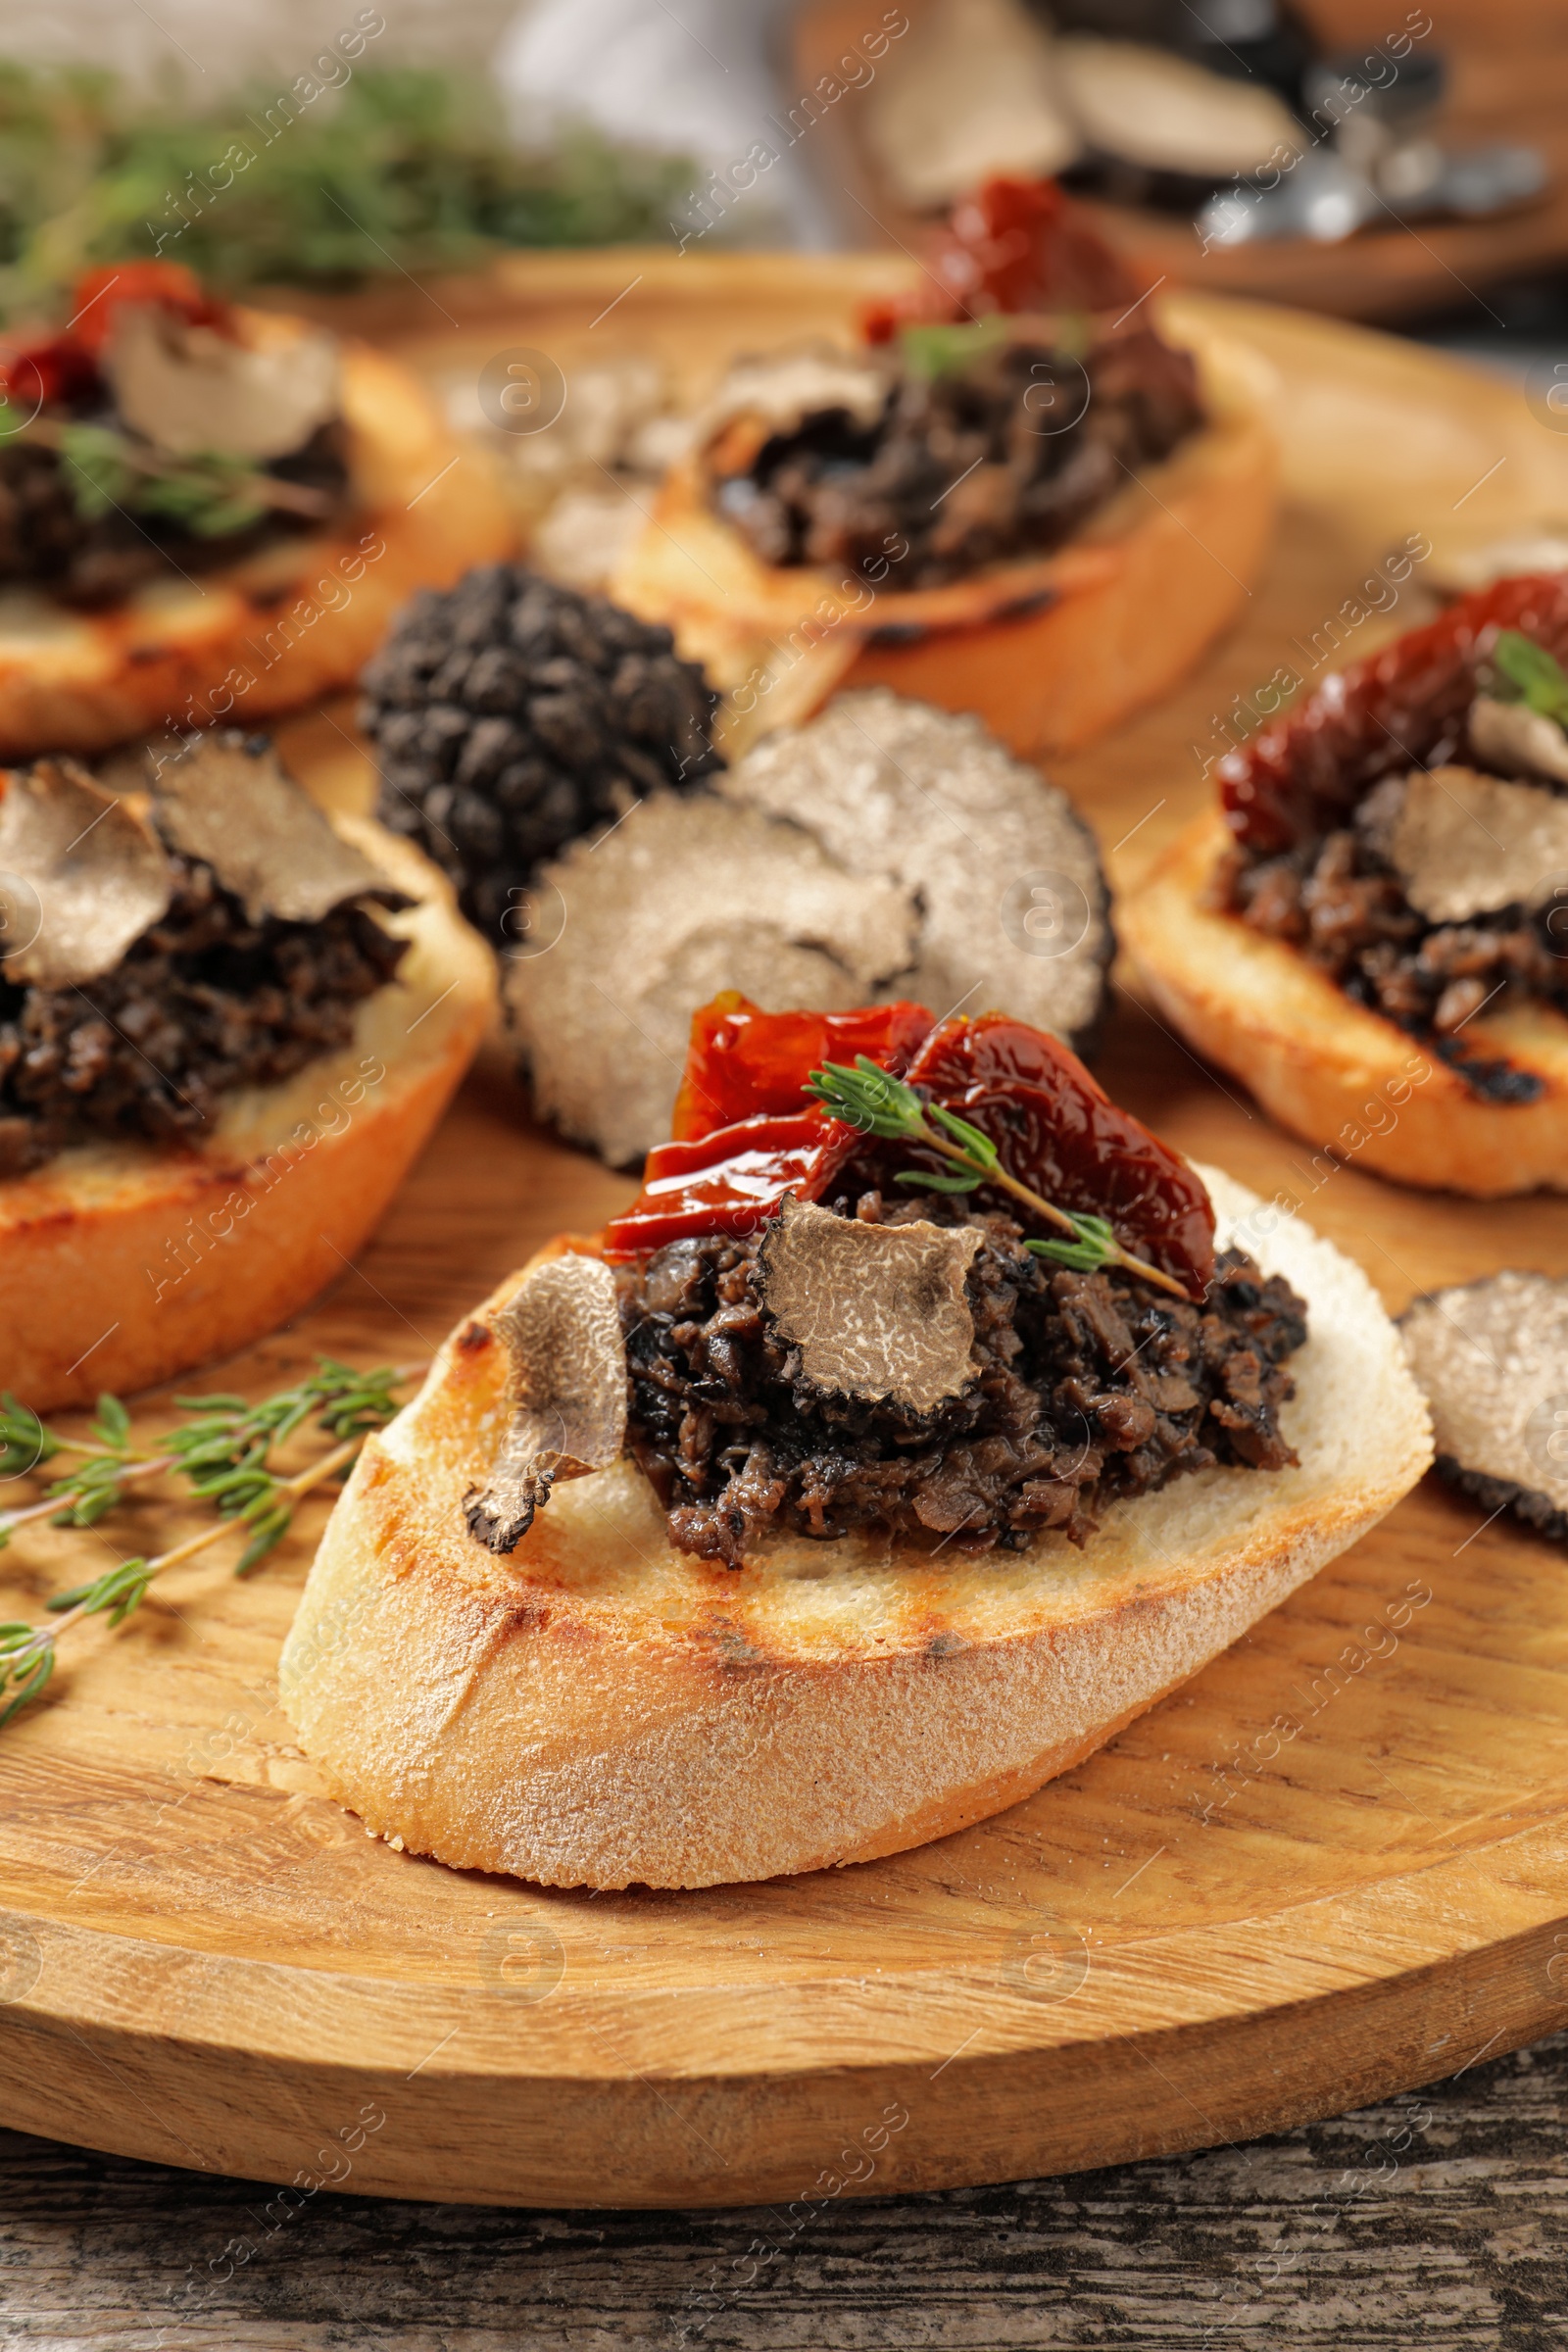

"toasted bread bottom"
[0, 821, 495, 1410]
[609, 315, 1280, 758]
[0, 324, 514, 758]
[278, 1170, 1430, 1889]
[1123, 808, 1568, 1197]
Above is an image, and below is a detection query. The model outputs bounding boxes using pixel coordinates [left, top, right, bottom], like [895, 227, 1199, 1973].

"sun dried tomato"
[602, 1109, 860, 1258]
[0, 262, 226, 416]
[608, 998, 1213, 1292]
[896, 1013, 1215, 1296]
[1221, 570, 1568, 856]
[69, 261, 221, 359]
[670, 992, 933, 1141]
[861, 175, 1147, 342]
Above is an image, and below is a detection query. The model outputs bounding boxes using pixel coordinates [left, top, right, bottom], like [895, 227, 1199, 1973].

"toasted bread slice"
[1123, 808, 1568, 1197]
[0, 819, 495, 1411]
[0, 313, 515, 759]
[608, 314, 1279, 759]
[278, 1168, 1430, 1890]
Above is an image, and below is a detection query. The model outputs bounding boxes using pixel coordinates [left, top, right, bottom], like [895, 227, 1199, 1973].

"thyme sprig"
[805, 1056, 1191, 1301]
[23, 417, 331, 538]
[0, 1358, 420, 1729]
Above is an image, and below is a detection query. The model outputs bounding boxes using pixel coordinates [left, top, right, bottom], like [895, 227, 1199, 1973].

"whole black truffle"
[359, 564, 724, 941]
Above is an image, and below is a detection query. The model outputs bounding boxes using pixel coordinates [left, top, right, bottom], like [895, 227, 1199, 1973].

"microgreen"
[804, 1057, 1190, 1299]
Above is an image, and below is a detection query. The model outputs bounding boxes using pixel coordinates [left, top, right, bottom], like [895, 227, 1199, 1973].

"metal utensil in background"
[1199, 46, 1547, 247]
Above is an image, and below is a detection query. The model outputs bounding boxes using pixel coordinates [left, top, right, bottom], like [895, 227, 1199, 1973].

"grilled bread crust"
[278, 1168, 1430, 1890]
[608, 313, 1279, 759]
[0, 315, 515, 758]
[0, 820, 495, 1410]
[1123, 808, 1568, 1197]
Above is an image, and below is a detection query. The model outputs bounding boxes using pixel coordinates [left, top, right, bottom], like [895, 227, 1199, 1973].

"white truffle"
[148, 732, 390, 925]
[510, 792, 920, 1169]
[722, 691, 1111, 1047]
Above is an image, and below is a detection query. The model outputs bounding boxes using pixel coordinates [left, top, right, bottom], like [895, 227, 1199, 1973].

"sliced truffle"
[759, 1192, 982, 1414]
[1467, 694, 1568, 787]
[0, 757, 171, 987]
[507, 793, 923, 1169]
[700, 344, 894, 459]
[104, 306, 341, 464]
[139, 731, 395, 925]
[504, 689, 1112, 1168]
[465, 1254, 628, 1553]
[1361, 765, 1568, 924]
[718, 690, 1112, 1047]
[1400, 1271, 1568, 1542]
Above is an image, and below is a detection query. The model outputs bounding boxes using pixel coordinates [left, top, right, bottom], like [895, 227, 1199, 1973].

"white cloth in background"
[494, 0, 843, 247]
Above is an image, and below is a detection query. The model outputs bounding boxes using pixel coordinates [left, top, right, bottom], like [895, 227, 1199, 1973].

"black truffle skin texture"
[360, 564, 724, 942]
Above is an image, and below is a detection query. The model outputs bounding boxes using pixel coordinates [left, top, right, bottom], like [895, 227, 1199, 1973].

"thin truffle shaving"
[0, 758, 172, 987]
[147, 731, 395, 925]
[1400, 1271, 1568, 1539]
[759, 1192, 983, 1415]
[466, 1253, 628, 1553]
[1363, 767, 1568, 925]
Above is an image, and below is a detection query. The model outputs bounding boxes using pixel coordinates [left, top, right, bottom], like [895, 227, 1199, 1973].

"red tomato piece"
[70, 261, 220, 359]
[1221, 570, 1568, 856]
[901, 1014, 1215, 1296]
[861, 175, 1147, 340]
[601, 1109, 860, 1259]
[670, 992, 934, 1141]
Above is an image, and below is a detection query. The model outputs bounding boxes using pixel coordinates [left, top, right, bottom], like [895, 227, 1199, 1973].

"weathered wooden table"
[3, 2028, 1565, 2347]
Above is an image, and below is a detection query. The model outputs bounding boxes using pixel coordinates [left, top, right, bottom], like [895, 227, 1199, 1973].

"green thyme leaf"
[91, 1395, 130, 1446]
[894, 1167, 984, 1194]
[899, 318, 1011, 381]
[48, 1554, 155, 1626]
[1493, 630, 1568, 725]
[0, 1395, 57, 1481]
[927, 1102, 998, 1168]
[0, 1645, 52, 1727]
[1025, 1213, 1119, 1274]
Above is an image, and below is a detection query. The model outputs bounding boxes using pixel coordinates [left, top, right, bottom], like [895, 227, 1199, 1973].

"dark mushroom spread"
[700, 172, 1200, 593]
[0, 734, 407, 1178]
[587, 998, 1306, 1567]
[0, 262, 349, 609]
[704, 320, 1203, 593]
[1219, 573, 1568, 1103]
[614, 1206, 1303, 1567]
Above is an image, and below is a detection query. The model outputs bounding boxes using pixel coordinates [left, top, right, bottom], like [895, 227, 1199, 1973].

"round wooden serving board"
[4, 263, 1568, 2211]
